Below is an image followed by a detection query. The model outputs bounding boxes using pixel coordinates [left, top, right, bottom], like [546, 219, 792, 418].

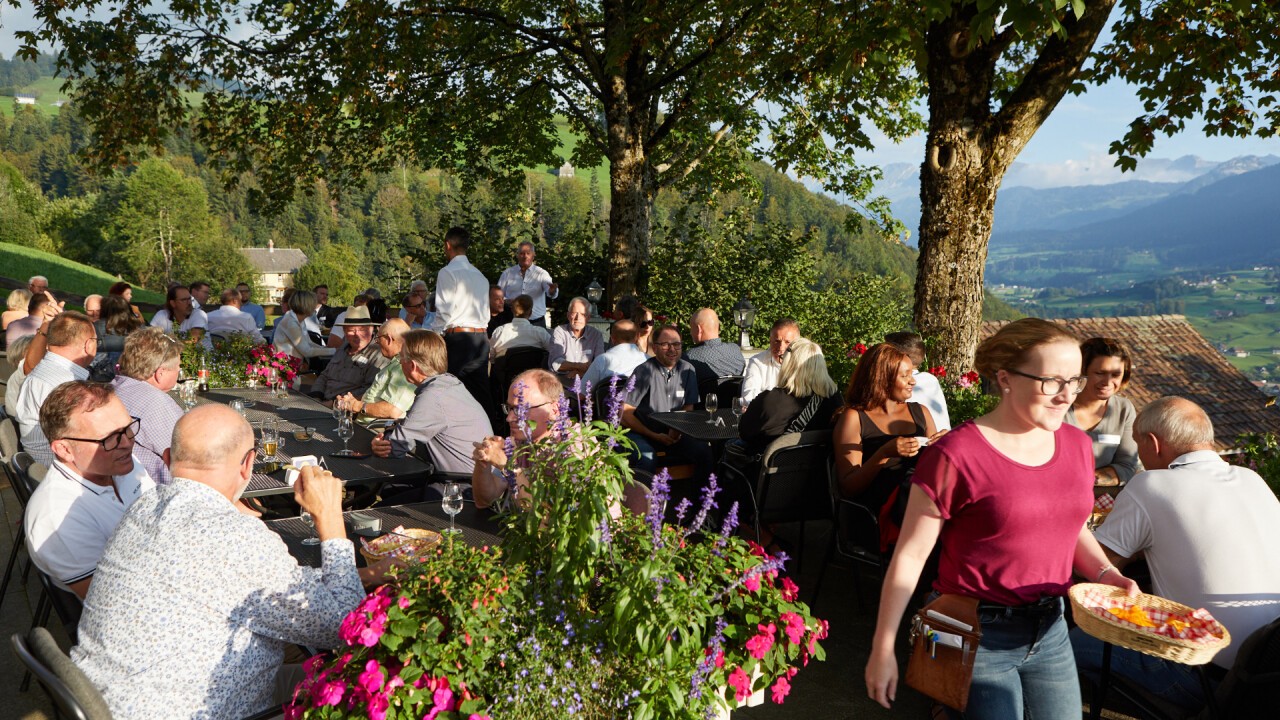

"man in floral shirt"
[72, 404, 384, 720]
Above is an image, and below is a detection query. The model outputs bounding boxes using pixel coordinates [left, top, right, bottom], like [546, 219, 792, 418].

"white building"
[239, 240, 307, 304]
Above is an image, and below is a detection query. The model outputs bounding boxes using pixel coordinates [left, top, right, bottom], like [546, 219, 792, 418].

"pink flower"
[743, 574, 761, 593]
[357, 660, 384, 694]
[771, 675, 792, 704]
[283, 703, 304, 720]
[469, 716, 493, 720]
[314, 679, 347, 707]
[746, 623, 776, 659]
[928, 365, 947, 378]
[366, 691, 389, 720]
[781, 612, 806, 645]
[959, 370, 980, 388]
[780, 577, 799, 601]
[398, 596, 411, 610]
[728, 666, 752, 702]
[424, 685, 457, 719]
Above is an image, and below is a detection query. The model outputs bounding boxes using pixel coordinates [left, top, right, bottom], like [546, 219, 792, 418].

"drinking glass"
[704, 393, 718, 423]
[299, 511, 320, 546]
[261, 422, 279, 461]
[335, 414, 356, 456]
[179, 381, 197, 411]
[442, 482, 464, 535]
[331, 396, 346, 421]
[266, 367, 279, 395]
[229, 399, 245, 417]
[732, 396, 747, 424]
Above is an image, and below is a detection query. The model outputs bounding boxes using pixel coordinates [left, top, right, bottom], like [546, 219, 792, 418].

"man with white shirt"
[498, 241, 559, 326]
[205, 288, 266, 344]
[491, 294, 552, 359]
[741, 318, 799, 404]
[188, 281, 211, 310]
[25, 381, 155, 598]
[885, 330, 951, 431]
[16, 312, 97, 465]
[582, 319, 648, 390]
[1071, 397, 1280, 712]
[430, 227, 495, 415]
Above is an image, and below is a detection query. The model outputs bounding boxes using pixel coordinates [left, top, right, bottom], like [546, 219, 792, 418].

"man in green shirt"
[338, 318, 417, 423]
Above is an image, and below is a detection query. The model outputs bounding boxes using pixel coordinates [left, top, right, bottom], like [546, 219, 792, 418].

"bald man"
[72, 404, 386, 720]
[682, 307, 745, 397]
[338, 318, 418, 421]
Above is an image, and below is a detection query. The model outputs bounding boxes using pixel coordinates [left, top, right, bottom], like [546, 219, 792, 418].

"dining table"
[172, 384, 336, 424]
[648, 408, 742, 443]
[268, 501, 503, 567]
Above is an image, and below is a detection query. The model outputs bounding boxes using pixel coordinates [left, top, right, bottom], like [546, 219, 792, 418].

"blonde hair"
[6, 288, 31, 312]
[779, 338, 837, 399]
[401, 329, 448, 376]
[974, 318, 1079, 382]
[118, 327, 183, 380]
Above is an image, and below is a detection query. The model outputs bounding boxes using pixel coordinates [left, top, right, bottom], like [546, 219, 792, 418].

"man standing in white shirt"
[16, 312, 97, 465]
[498, 241, 559, 327]
[431, 227, 497, 421]
[741, 318, 799, 404]
[25, 381, 155, 598]
[205, 288, 266, 344]
[885, 331, 951, 431]
[491, 294, 552, 359]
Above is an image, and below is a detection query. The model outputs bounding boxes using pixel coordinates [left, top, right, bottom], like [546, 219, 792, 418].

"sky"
[4, 3, 1278, 191]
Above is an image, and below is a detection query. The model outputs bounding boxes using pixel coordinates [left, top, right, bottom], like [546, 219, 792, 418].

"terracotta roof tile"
[981, 315, 1280, 449]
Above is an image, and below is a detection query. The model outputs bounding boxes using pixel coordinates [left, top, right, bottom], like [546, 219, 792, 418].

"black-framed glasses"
[60, 417, 141, 452]
[639, 320, 655, 328]
[654, 341, 682, 349]
[502, 401, 553, 416]
[1006, 369, 1087, 395]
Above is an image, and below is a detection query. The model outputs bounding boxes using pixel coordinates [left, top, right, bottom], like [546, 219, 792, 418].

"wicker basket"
[1069, 583, 1230, 665]
[358, 528, 442, 564]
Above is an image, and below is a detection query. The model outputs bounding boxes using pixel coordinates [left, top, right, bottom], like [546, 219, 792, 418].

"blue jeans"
[960, 600, 1081, 720]
[1069, 626, 1210, 712]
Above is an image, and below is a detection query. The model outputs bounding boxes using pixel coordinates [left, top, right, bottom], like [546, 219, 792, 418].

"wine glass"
[704, 393, 718, 424]
[266, 367, 279, 396]
[331, 396, 346, 422]
[442, 482, 464, 535]
[732, 396, 747, 425]
[335, 413, 355, 456]
[299, 510, 320, 546]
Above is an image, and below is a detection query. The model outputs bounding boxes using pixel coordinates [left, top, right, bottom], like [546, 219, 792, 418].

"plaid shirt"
[110, 375, 185, 484]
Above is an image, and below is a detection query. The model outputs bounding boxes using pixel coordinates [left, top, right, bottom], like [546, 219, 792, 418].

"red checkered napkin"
[1081, 588, 1226, 643]
[1093, 494, 1115, 512]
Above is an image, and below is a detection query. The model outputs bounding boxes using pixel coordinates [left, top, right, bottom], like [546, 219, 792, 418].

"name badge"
[1096, 433, 1121, 445]
[675, 389, 685, 400]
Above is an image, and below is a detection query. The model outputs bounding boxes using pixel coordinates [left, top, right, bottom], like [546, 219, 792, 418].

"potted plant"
[286, 378, 827, 719]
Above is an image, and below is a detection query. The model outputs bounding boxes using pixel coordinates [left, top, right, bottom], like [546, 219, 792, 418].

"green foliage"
[289, 403, 826, 719]
[648, 213, 910, 386]
[0, 241, 163, 303]
[178, 333, 260, 389]
[296, 244, 367, 309]
[1232, 432, 1280, 499]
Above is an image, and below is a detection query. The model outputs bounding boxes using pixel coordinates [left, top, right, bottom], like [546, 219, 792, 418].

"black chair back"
[35, 569, 84, 642]
[11, 451, 44, 505]
[1213, 615, 1280, 717]
[715, 375, 744, 402]
[10, 627, 112, 720]
[754, 430, 833, 529]
[491, 347, 550, 404]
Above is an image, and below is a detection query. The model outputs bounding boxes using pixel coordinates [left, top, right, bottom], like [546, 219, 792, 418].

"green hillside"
[0, 242, 164, 304]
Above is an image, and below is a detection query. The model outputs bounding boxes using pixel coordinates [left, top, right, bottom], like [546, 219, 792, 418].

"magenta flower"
[781, 612, 806, 645]
[780, 577, 799, 601]
[770, 675, 792, 704]
[745, 627, 775, 659]
[357, 659, 384, 694]
[313, 679, 347, 707]
[743, 574, 761, 593]
[728, 666, 751, 702]
[366, 691, 389, 720]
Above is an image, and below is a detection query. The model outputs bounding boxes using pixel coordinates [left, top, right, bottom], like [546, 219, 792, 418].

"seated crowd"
[5, 241, 1280, 720]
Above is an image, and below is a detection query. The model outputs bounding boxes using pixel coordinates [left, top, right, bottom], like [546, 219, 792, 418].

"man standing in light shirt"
[337, 318, 418, 421]
[885, 330, 951, 431]
[110, 328, 186, 483]
[25, 381, 155, 598]
[206, 288, 266, 344]
[498, 241, 559, 327]
[740, 318, 800, 404]
[430, 227, 495, 415]
[16, 312, 97, 465]
[71, 405, 379, 720]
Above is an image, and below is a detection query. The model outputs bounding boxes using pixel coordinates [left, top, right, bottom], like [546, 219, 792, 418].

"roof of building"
[239, 247, 307, 274]
[981, 315, 1280, 449]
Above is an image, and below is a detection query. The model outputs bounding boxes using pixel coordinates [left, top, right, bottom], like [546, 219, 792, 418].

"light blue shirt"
[242, 302, 266, 329]
[581, 343, 649, 391]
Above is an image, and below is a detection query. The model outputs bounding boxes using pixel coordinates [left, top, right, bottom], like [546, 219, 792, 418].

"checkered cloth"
[1093, 493, 1115, 512]
[1081, 587, 1227, 642]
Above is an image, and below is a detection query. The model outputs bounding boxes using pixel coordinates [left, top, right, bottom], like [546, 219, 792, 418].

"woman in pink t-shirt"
[865, 318, 1139, 719]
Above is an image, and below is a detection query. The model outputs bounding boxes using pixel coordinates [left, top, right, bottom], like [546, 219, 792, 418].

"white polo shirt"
[24, 457, 155, 591]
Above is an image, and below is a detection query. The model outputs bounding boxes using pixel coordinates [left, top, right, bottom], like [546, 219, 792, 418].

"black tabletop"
[649, 409, 741, 442]
[244, 417, 430, 497]
[267, 501, 504, 567]
[173, 386, 336, 423]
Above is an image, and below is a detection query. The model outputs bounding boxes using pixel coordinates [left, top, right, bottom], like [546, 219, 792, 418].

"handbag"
[905, 594, 982, 711]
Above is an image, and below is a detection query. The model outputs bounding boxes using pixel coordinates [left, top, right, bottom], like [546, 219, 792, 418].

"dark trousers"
[444, 331, 501, 433]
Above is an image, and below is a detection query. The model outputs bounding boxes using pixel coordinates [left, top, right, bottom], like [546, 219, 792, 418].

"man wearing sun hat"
[309, 305, 391, 405]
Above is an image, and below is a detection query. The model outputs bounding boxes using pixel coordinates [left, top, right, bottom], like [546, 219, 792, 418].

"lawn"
[0, 242, 165, 305]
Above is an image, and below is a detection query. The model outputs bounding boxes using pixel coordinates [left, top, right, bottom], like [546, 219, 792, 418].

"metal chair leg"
[1089, 642, 1113, 720]
[0, 525, 25, 612]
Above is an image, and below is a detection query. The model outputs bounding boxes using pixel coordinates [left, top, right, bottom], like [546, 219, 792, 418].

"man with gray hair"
[83, 294, 103, 322]
[1071, 396, 1280, 712]
[498, 241, 558, 326]
[72, 404, 380, 719]
[28, 275, 49, 296]
[110, 327, 186, 483]
[549, 296, 605, 380]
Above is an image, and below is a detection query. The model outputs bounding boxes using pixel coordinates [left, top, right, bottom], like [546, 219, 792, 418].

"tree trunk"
[605, 142, 654, 307]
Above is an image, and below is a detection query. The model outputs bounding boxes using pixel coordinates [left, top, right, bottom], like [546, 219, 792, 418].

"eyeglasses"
[654, 341, 682, 349]
[639, 320, 655, 328]
[60, 417, 141, 452]
[1006, 369, 1088, 396]
[502, 401, 553, 416]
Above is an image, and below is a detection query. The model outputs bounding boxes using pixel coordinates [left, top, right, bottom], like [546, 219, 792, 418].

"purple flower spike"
[689, 474, 721, 532]
[502, 436, 517, 492]
[647, 469, 671, 546]
[606, 375, 625, 427]
[513, 381, 532, 437]
[674, 498, 692, 525]
[554, 393, 572, 440]
[579, 379, 593, 424]
[720, 501, 740, 538]
[597, 517, 613, 546]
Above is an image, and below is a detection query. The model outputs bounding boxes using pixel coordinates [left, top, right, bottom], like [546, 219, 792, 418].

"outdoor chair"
[1, 415, 20, 460]
[714, 375, 743, 403]
[1082, 614, 1280, 720]
[811, 458, 884, 611]
[11, 627, 111, 720]
[0, 447, 40, 617]
[491, 346, 549, 404]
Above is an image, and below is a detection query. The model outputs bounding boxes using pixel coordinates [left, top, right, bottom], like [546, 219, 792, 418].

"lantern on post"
[586, 280, 604, 318]
[732, 296, 757, 350]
